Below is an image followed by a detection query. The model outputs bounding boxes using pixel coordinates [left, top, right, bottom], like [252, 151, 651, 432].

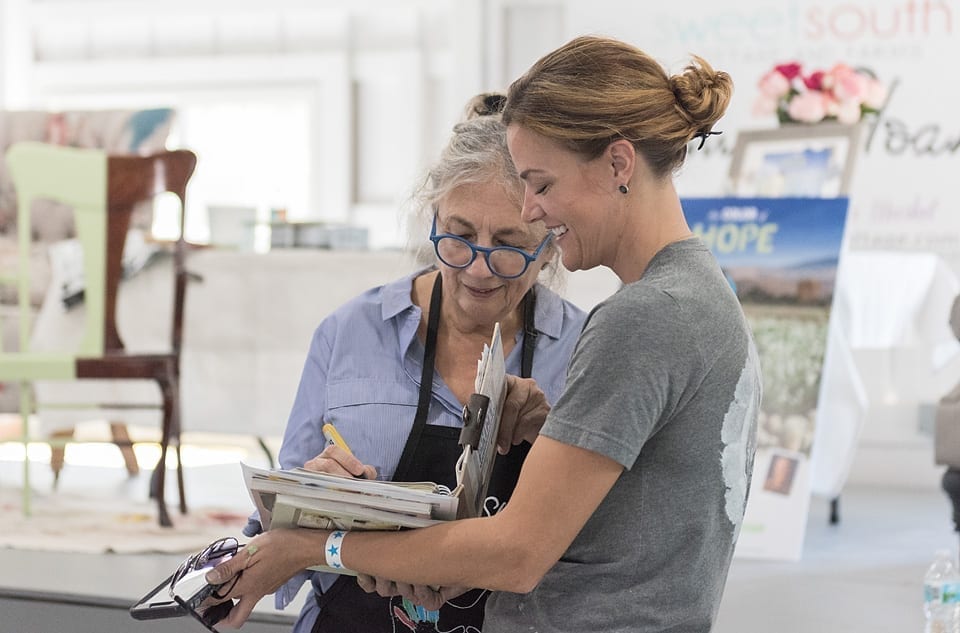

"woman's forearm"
[340, 512, 548, 593]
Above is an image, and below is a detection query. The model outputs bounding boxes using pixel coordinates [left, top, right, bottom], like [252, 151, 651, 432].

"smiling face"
[435, 179, 551, 332]
[506, 124, 620, 273]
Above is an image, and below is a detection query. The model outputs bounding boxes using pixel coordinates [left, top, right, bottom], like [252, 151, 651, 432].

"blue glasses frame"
[429, 215, 553, 279]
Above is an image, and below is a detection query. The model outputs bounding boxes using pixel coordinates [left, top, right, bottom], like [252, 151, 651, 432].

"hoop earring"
[618, 184, 629, 195]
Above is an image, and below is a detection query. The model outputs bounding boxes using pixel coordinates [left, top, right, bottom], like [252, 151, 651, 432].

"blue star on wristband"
[324, 530, 348, 571]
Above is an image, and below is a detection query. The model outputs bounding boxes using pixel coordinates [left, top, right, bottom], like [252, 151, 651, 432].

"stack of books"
[242, 322, 507, 575]
[243, 462, 459, 533]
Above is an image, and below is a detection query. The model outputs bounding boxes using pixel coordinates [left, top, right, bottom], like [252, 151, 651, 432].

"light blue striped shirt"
[263, 268, 586, 633]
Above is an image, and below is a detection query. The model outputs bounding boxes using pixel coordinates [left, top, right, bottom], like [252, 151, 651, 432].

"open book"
[243, 322, 507, 574]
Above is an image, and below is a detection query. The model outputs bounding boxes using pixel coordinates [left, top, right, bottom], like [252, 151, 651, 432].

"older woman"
[257, 93, 586, 633]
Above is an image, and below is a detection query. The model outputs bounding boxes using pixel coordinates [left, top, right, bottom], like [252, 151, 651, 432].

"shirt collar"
[531, 283, 564, 340]
[380, 267, 427, 321]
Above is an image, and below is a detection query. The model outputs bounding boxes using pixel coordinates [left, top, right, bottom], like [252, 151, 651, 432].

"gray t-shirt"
[485, 238, 761, 633]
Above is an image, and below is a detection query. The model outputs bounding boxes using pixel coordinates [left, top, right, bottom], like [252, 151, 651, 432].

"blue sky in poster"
[682, 197, 849, 269]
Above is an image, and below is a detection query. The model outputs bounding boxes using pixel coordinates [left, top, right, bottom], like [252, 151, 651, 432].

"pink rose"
[829, 63, 869, 103]
[835, 99, 863, 125]
[823, 94, 839, 118]
[774, 62, 803, 80]
[787, 91, 828, 124]
[752, 93, 780, 117]
[862, 78, 888, 110]
[758, 69, 791, 98]
[753, 60, 885, 124]
[803, 70, 825, 91]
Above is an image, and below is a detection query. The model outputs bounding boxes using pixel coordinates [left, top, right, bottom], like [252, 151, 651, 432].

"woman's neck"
[612, 182, 692, 284]
[412, 270, 523, 403]
[413, 270, 523, 349]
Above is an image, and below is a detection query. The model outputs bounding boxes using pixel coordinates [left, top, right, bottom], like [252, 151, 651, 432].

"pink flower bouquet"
[753, 61, 887, 125]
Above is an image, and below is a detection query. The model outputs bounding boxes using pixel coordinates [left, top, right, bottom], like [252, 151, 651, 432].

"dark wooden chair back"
[103, 150, 197, 354]
[78, 149, 198, 527]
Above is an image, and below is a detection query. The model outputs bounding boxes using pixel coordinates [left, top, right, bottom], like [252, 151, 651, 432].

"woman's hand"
[205, 530, 321, 628]
[497, 375, 550, 454]
[304, 445, 377, 479]
[355, 574, 471, 611]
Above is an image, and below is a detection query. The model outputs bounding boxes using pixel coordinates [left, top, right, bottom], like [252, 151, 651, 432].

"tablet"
[129, 572, 183, 621]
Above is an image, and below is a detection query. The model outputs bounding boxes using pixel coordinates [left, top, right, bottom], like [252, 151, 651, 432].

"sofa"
[0, 108, 175, 413]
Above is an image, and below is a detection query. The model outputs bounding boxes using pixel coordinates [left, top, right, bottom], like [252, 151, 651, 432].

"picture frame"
[728, 122, 863, 197]
[762, 450, 801, 496]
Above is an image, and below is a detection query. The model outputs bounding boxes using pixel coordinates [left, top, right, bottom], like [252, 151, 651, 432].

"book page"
[241, 462, 459, 523]
[270, 493, 441, 531]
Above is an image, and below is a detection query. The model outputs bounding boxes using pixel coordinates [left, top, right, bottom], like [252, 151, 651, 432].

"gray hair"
[405, 95, 562, 288]
[412, 115, 519, 233]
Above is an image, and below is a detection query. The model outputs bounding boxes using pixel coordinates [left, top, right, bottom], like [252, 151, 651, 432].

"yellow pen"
[322, 423, 353, 456]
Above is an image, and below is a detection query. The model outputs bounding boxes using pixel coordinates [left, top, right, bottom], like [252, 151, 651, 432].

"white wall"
[0, 0, 29, 106]
[0, 0, 491, 249]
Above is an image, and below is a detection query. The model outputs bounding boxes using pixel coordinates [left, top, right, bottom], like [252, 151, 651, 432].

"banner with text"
[683, 196, 850, 560]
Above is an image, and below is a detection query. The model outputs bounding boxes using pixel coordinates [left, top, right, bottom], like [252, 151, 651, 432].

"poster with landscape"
[683, 196, 849, 560]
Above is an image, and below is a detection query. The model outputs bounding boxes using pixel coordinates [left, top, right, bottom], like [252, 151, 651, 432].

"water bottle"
[925, 549, 960, 633]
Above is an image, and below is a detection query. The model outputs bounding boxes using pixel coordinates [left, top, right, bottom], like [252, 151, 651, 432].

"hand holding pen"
[317, 424, 450, 617]
[302, 423, 378, 479]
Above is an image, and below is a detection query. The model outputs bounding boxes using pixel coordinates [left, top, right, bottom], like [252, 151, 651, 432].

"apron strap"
[394, 273, 443, 482]
[394, 278, 538, 481]
[520, 287, 537, 379]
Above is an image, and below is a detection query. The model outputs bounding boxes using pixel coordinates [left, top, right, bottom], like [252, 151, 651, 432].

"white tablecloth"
[31, 249, 418, 436]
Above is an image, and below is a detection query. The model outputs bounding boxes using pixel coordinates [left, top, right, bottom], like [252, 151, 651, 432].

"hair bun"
[464, 92, 507, 120]
[481, 93, 507, 114]
[669, 56, 732, 132]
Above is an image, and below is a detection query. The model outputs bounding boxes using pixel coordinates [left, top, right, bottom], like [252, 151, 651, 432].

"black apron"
[312, 274, 537, 633]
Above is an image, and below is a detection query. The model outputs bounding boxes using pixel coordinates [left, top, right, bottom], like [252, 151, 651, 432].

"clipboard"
[453, 322, 506, 519]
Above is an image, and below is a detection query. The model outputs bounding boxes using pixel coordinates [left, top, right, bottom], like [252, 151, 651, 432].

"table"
[31, 249, 418, 437]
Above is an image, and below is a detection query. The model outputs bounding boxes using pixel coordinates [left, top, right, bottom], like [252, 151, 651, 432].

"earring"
[618, 184, 629, 194]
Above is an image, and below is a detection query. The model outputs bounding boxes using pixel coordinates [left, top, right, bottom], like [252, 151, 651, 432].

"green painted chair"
[0, 141, 197, 527]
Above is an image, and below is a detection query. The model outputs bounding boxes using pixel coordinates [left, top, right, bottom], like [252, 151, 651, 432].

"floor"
[0, 430, 957, 633]
[714, 486, 957, 633]
[0, 427, 304, 633]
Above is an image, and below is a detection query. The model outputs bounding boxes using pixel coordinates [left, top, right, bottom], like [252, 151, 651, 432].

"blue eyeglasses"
[429, 215, 553, 279]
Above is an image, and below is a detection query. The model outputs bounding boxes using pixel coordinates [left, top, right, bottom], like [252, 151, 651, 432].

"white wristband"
[324, 530, 349, 571]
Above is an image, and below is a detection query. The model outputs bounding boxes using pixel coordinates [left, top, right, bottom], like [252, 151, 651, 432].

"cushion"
[0, 108, 174, 308]
[0, 108, 175, 237]
[0, 237, 51, 307]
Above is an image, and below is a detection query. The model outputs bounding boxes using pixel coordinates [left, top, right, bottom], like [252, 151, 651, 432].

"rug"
[0, 487, 250, 555]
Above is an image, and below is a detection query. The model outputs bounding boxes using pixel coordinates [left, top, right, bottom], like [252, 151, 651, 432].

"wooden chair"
[0, 141, 197, 527]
